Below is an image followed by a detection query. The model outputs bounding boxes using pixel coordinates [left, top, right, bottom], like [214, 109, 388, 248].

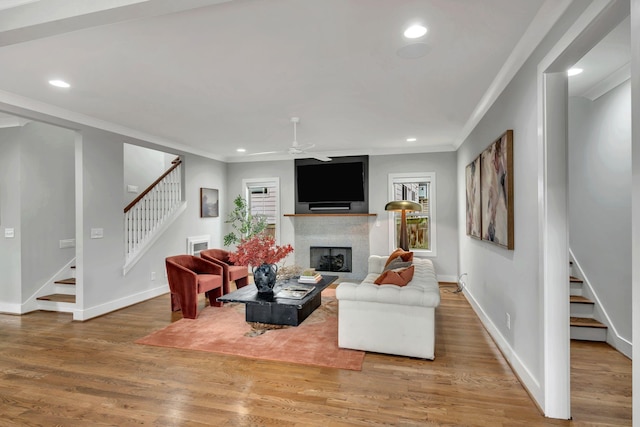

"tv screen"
[296, 161, 365, 203]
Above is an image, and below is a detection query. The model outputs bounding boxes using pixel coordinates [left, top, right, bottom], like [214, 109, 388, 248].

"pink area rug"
[135, 290, 364, 371]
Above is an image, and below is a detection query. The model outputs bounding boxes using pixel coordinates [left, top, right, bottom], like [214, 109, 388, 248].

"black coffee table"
[217, 275, 338, 326]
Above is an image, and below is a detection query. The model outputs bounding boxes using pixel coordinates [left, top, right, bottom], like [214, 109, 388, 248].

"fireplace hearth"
[310, 246, 352, 273]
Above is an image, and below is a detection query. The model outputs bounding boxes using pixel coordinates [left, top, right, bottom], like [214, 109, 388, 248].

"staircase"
[569, 267, 607, 342]
[123, 157, 184, 274]
[36, 264, 76, 313]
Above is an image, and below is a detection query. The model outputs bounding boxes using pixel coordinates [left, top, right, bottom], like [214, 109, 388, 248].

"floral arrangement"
[228, 233, 293, 267]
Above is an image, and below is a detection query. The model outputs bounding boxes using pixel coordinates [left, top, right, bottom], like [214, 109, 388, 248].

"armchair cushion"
[197, 274, 223, 293]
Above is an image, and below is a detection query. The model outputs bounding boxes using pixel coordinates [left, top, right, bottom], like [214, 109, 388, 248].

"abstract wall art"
[480, 130, 514, 249]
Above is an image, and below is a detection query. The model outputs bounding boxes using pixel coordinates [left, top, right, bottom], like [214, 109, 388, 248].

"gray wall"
[630, 0, 640, 415]
[20, 122, 76, 301]
[226, 159, 295, 258]
[456, 1, 590, 402]
[369, 153, 458, 279]
[0, 122, 75, 311]
[123, 144, 178, 205]
[0, 127, 23, 307]
[227, 152, 459, 280]
[77, 129, 228, 318]
[0, 122, 227, 317]
[569, 81, 632, 341]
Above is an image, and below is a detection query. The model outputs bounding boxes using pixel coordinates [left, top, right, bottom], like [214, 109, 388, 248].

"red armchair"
[165, 255, 224, 319]
[200, 248, 250, 295]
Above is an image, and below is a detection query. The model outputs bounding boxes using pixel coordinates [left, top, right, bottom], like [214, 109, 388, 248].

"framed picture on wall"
[200, 188, 219, 218]
[465, 155, 481, 239]
[480, 130, 514, 249]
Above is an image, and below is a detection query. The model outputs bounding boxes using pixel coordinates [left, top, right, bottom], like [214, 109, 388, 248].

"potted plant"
[229, 233, 293, 294]
[223, 195, 267, 247]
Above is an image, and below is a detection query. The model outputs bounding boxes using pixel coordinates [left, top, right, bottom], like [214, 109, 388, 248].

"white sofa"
[335, 255, 440, 359]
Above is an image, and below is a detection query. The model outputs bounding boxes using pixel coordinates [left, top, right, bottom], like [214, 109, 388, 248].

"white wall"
[227, 153, 458, 280]
[568, 81, 632, 343]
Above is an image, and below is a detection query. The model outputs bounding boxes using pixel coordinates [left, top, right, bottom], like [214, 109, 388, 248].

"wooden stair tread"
[37, 294, 75, 303]
[570, 295, 593, 304]
[55, 278, 76, 285]
[570, 317, 607, 328]
[570, 276, 583, 283]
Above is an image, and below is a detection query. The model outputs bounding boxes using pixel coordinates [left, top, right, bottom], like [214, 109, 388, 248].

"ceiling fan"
[249, 117, 332, 162]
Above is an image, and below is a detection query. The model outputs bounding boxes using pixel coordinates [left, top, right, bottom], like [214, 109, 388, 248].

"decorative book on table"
[275, 283, 315, 299]
[297, 268, 322, 283]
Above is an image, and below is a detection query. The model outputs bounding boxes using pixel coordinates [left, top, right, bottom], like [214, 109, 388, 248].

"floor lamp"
[385, 200, 422, 251]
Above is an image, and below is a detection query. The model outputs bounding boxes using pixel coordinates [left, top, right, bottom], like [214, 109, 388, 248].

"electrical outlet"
[506, 313, 511, 330]
[151, 272, 156, 281]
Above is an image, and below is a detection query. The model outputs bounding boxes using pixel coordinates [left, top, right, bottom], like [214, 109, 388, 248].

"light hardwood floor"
[0, 283, 630, 426]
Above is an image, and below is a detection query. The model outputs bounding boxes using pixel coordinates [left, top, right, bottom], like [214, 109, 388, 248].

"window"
[243, 177, 280, 242]
[388, 172, 436, 256]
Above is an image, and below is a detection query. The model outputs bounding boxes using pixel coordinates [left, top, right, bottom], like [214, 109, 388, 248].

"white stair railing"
[124, 158, 183, 263]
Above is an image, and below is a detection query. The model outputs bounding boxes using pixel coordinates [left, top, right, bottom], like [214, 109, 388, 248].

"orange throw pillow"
[374, 266, 415, 287]
[384, 248, 413, 268]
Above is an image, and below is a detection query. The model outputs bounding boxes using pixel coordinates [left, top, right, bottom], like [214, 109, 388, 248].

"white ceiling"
[0, 0, 623, 162]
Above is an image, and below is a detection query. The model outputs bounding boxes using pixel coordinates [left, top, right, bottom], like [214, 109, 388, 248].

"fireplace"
[310, 246, 352, 273]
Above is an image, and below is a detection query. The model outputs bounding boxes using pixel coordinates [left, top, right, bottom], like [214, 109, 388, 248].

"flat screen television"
[295, 155, 369, 214]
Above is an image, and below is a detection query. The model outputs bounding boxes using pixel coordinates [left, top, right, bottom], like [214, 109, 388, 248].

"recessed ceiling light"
[567, 68, 583, 77]
[404, 24, 427, 39]
[406, 138, 417, 142]
[49, 79, 70, 88]
[236, 148, 246, 153]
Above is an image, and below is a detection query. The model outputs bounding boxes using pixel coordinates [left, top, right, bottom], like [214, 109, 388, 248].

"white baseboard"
[462, 286, 543, 408]
[73, 284, 169, 321]
[437, 274, 458, 283]
[0, 302, 23, 314]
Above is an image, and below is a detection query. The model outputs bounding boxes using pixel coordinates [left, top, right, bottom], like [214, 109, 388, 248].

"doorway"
[538, 0, 630, 418]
